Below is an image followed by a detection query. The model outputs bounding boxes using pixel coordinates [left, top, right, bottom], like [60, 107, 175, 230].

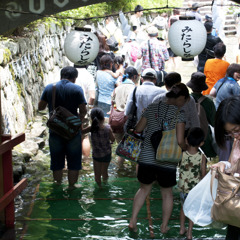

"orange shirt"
[202, 58, 230, 95]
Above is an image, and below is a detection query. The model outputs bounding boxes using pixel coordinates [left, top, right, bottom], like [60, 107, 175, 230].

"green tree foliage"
[57, 0, 183, 19]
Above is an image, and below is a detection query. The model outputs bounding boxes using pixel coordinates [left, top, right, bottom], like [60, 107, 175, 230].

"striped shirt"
[138, 98, 185, 169]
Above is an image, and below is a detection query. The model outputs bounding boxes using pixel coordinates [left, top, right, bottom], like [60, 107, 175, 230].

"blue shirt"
[214, 77, 240, 109]
[96, 70, 117, 105]
[41, 79, 86, 116]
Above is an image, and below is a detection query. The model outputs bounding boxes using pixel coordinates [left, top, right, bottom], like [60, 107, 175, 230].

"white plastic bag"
[183, 171, 218, 226]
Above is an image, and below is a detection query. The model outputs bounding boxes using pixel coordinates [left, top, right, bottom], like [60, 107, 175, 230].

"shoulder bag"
[116, 130, 143, 162]
[156, 110, 182, 163]
[109, 90, 126, 133]
[211, 168, 240, 228]
[47, 84, 82, 141]
[124, 87, 138, 131]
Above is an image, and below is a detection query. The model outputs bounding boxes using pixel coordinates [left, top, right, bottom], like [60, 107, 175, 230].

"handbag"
[156, 110, 182, 163]
[211, 168, 240, 228]
[116, 131, 143, 162]
[47, 84, 82, 141]
[109, 92, 126, 133]
[148, 40, 167, 87]
[124, 87, 138, 131]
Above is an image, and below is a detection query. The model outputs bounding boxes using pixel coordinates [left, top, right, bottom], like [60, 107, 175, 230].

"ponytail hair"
[90, 108, 105, 132]
[166, 83, 189, 99]
[122, 66, 138, 82]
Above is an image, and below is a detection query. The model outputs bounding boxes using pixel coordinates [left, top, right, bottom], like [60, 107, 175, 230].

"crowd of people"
[38, 2, 240, 240]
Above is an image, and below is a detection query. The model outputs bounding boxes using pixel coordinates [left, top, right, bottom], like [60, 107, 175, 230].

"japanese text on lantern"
[77, 34, 93, 65]
[181, 26, 193, 58]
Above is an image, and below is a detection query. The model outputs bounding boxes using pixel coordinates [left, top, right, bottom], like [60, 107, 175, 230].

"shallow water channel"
[7, 143, 227, 240]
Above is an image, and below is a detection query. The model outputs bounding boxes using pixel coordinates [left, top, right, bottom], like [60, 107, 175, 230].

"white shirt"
[75, 68, 95, 103]
[125, 81, 166, 121]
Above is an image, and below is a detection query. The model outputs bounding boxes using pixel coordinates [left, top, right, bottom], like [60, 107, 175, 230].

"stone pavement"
[165, 35, 239, 85]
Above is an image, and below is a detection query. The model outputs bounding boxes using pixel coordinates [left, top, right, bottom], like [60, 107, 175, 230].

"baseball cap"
[141, 68, 157, 79]
[147, 26, 158, 36]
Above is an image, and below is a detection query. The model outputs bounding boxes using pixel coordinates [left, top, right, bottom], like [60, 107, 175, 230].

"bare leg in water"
[129, 183, 153, 232]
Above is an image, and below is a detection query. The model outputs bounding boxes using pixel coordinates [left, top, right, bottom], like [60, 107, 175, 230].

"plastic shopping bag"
[183, 171, 218, 226]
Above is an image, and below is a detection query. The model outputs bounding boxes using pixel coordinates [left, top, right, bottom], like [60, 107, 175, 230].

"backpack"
[129, 43, 139, 62]
[196, 96, 209, 140]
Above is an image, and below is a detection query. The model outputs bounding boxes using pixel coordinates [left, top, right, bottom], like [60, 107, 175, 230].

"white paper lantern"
[168, 16, 207, 61]
[64, 27, 99, 65]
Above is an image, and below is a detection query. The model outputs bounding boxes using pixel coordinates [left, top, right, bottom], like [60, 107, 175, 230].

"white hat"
[141, 68, 157, 79]
[147, 26, 158, 36]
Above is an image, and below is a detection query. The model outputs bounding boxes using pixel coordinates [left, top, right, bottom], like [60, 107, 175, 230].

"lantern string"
[0, 2, 239, 22]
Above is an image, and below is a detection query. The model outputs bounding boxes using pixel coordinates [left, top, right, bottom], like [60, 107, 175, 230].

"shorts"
[180, 192, 188, 205]
[49, 132, 82, 171]
[137, 164, 177, 188]
[93, 153, 111, 163]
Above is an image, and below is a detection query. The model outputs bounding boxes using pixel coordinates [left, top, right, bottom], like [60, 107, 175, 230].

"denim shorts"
[49, 132, 82, 171]
[97, 101, 111, 118]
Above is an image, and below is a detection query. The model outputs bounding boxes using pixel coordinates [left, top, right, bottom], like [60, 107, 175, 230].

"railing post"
[2, 134, 14, 228]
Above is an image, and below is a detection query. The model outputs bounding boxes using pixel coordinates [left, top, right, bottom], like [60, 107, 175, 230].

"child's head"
[90, 108, 105, 132]
[186, 127, 205, 148]
[114, 56, 124, 69]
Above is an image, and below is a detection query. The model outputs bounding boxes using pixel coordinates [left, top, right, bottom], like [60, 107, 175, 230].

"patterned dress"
[178, 151, 203, 193]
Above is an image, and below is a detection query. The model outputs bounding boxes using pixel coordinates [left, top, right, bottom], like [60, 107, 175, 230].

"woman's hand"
[210, 162, 226, 173]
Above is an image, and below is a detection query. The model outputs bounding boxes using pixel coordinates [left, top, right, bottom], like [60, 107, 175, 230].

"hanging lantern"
[168, 16, 207, 61]
[64, 27, 99, 65]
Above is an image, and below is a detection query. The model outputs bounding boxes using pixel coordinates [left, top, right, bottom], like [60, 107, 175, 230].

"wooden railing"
[0, 133, 27, 228]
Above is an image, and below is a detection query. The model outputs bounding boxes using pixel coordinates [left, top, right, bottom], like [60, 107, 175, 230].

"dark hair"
[215, 96, 240, 148]
[122, 66, 138, 82]
[204, 21, 213, 32]
[100, 55, 113, 70]
[90, 108, 105, 133]
[213, 42, 226, 59]
[95, 31, 110, 52]
[60, 66, 78, 80]
[187, 127, 205, 147]
[166, 83, 189, 99]
[164, 72, 181, 88]
[226, 63, 240, 78]
[114, 56, 124, 66]
[134, 5, 144, 13]
[173, 9, 180, 15]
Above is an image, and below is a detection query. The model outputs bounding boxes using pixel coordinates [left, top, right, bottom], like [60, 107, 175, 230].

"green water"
[15, 158, 226, 240]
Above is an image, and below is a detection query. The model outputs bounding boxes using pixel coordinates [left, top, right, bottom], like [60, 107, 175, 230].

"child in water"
[178, 127, 206, 240]
[82, 108, 115, 187]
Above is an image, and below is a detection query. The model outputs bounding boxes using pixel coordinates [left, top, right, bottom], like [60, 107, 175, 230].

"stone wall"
[0, 21, 72, 135]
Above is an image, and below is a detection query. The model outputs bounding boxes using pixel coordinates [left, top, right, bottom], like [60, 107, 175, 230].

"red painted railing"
[0, 133, 27, 228]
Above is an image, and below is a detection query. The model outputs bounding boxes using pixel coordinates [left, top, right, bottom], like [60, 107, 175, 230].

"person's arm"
[82, 126, 91, 134]
[88, 90, 95, 106]
[210, 87, 217, 97]
[135, 116, 147, 133]
[162, 46, 169, 61]
[38, 100, 47, 110]
[78, 104, 87, 122]
[176, 122, 187, 150]
[109, 127, 115, 143]
[105, 69, 120, 79]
